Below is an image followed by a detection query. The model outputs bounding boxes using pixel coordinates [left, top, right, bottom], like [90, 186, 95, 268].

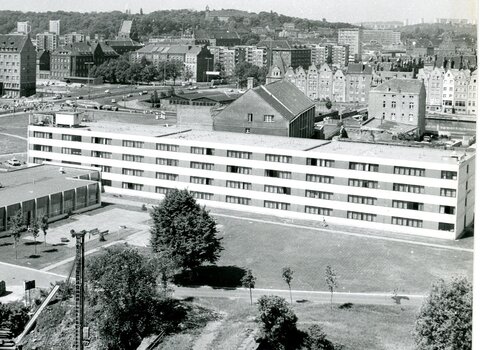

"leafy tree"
[86, 245, 162, 350]
[305, 324, 335, 350]
[30, 218, 40, 255]
[8, 211, 26, 260]
[40, 215, 49, 246]
[256, 295, 299, 350]
[325, 97, 332, 110]
[241, 269, 256, 305]
[414, 276, 472, 350]
[150, 189, 223, 272]
[234, 61, 267, 88]
[0, 301, 29, 337]
[183, 66, 194, 82]
[325, 265, 337, 309]
[282, 266, 294, 304]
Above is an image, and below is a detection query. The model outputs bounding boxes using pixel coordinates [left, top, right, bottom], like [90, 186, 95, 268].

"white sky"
[0, 0, 477, 23]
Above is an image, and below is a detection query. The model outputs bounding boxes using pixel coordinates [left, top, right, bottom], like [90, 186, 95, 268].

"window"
[247, 113, 253, 122]
[382, 100, 386, 108]
[61, 147, 81, 155]
[348, 178, 378, 189]
[227, 150, 251, 159]
[191, 147, 214, 155]
[409, 102, 414, 109]
[306, 158, 334, 167]
[92, 165, 111, 172]
[391, 112, 396, 120]
[156, 158, 179, 166]
[122, 140, 144, 148]
[156, 172, 178, 181]
[33, 131, 52, 139]
[264, 115, 274, 122]
[122, 168, 143, 176]
[92, 137, 111, 145]
[264, 201, 290, 210]
[305, 174, 333, 183]
[191, 191, 213, 200]
[440, 188, 456, 197]
[91, 151, 112, 159]
[349, 162, 379, 172]
[33, 144, 52, 152]
[227, 165, 252, 174]
[391, 101, 396, 108]
[226, 196, 251, 205]
[305, 190, 332, 200]
[392, 200, 423, 210]
[122, 182, 143, 191]
[122, 154, 144, 162]
[190, 162, 214, 170]
[62, 134, 82, 142]
[394, 166, 425, 177]
[393, 183, 424, 194]
[438, 223, 455, 231]
[265, 154, 292, 163]
[156, 143, 178, 152]
[265, 169, 291, 179]
[348, 195, 376, 205]
[190, 177, 214, 185]
[265, 185, 291, 195]
[101, 179, 112, 187]
[441, 171, 457, 180]
[347, 211, 376, 222]
[226, 181, 252, 190]
[440, 205, 455, 215]
[155, 187, 174, 195]
[305, 206, 332, 216]
[391, 217, 423, 228]
[245, 128, 251, 134]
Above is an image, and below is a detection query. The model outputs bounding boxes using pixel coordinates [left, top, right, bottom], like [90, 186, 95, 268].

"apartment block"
[27, 119, 475, 240]
[36, 32, 59, 51]
[338, 28, 363, 62]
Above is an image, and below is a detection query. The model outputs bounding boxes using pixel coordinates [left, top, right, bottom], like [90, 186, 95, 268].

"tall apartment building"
[16, 21, 31, 34]
[311, 45, 332, 66]
[235, 45, 266, 68]
[0, 34, 36, 97]
[271, 46, 311, 72]
[209, 46, 236, 76]
[331, 45, 349, 68]
[49, 20, 61, 35]
[27, 119, 475, 240]
[36, 32, 59, 51]
[369, 79, 426, 133]
[63, 32, 86, 45]
[362, 29, 401, 46]
[338, 28, 363, 62]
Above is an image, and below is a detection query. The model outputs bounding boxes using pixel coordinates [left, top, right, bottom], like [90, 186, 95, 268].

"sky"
[0, 0, 477, 23]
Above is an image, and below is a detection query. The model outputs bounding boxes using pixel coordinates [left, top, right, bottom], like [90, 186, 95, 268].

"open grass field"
[0, 113, 29, 154]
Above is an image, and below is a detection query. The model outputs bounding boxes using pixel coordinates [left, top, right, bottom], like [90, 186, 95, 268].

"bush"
[0, 301, 30, 337]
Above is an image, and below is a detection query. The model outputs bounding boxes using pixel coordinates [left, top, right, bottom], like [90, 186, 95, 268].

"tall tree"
[30, 218, 40, 255]
[414, 276, 472, 350]
[282, 266, 294, 304]
[86, 245, 161, 350]
[234, 61, 267, 87]
[241, 269, 256, 305]
[150, 189, 223, 272]
[8, 211, 25, 260]
[325, 265, 337, 309]
[40, 215, 49, 246]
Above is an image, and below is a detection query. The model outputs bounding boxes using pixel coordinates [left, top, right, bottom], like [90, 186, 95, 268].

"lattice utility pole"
[72, 230, 86, 350]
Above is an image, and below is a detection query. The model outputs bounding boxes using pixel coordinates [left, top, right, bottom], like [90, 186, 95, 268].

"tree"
[241, 269, 256, 305]
[234, 61, 267, 87]
[325, 97, 332, 110]
[0, 302, 29, 337]
[414, 276, 472, 350]
[30, 218, 40, 255]
[41, 215, 49, 246]
[86, 245, 161, 350]
[150, 189, 223, 272]
[8, 211, 26, 260]
[282, 266, 294, 304]
[325, 265, 337, 309]
[305, 324, 335, 350]
[256, 295, 299, 350]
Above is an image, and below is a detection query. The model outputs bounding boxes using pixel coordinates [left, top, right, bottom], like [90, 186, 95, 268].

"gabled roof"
[255, 80, 314, 121]
[54, 42, 92, 56]
[0, 34, 28, 52]
[135, 44, 203, 55]
[372, 79, 424, 94]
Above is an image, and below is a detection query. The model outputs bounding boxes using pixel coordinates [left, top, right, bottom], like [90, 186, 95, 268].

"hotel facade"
[27, 121, 475, 240]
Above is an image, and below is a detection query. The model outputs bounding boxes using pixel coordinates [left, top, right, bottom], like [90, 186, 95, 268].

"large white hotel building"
[27, 118, 475, 240]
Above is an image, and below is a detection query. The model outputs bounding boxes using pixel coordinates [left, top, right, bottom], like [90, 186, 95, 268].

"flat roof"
[0, 164, 97, 208]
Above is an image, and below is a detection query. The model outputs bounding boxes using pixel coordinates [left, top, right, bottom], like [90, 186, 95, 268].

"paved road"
[0, 261, 66, 289]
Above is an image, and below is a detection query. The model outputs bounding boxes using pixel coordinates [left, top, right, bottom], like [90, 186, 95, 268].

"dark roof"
[372, 79, 424, 94]
[171, 91, 240, 103]
[0, 34, 28, 52]
[104, 39, 142, 47]
[257, 39, 293, 49]
[254, 80, 315, 121]
[347, 63, 373, 74]
[54, 42, 92, 55]
[92, 42, 119, 57]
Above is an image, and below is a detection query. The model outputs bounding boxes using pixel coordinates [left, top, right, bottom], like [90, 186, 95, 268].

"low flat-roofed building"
[0, 164, 101, 234]
[27, 120, 475, 240]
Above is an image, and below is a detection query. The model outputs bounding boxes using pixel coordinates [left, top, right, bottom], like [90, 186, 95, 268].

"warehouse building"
[26, 120, 475, 240]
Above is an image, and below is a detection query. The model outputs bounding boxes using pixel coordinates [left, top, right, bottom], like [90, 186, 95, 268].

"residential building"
[103, 39, 142, 56]
[234, 45, 267, 68]
[318, 63, 333, 101]
[118, 20, 133, 40]
[345, 63, 373, 103]
[369, 79, 426, 133]
[362, 29, 401, 46]
[331, 45, 349, 68]
[27, 119, 475, 240]
[467, 70, 476, 115]
[372, 70, 414, 87]
[36, 50, 50, 79]
[442, 69, 471, 114]
[63, 32, 86, 45]
[213, 80, 315, 138]
[209, 46, 236, 76]
[16, 22, 31, 35]
[49, 20, 61, 35]
[417, 66, 445, 112]
[36, 32, 59, 51]
[332, 69, 347, 102]
[0, 164, 101, 235]
[311, 45, 332, 66]
[271, 45, 311, 72]
[91, 42, 119, 67]
[204, 6, 253, 22]
[0, 34, 36, 97]
[50, 43, 93, 80]
[358, 21, 403, 29]
[338, 28, 363, 62]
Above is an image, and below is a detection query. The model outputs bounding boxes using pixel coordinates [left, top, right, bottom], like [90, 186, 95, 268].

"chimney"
[247, 77, 254, 90]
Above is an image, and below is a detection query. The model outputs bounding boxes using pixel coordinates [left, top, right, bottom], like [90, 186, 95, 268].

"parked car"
[104, 89, 110, 94]
[7, 158, 21, 166]
[76, 96, 84, 100]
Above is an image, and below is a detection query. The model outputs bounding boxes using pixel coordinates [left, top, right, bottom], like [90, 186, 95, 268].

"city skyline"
[0, 0, 477, 24]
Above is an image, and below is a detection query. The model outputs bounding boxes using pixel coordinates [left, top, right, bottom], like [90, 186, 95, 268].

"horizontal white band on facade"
[103, 186, 457, 240]
[28, 151, 459, 207]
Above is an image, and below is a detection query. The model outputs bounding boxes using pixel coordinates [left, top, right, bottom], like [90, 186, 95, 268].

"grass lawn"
[213, 215, 473, 294]
[0, 135, 26, 154]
